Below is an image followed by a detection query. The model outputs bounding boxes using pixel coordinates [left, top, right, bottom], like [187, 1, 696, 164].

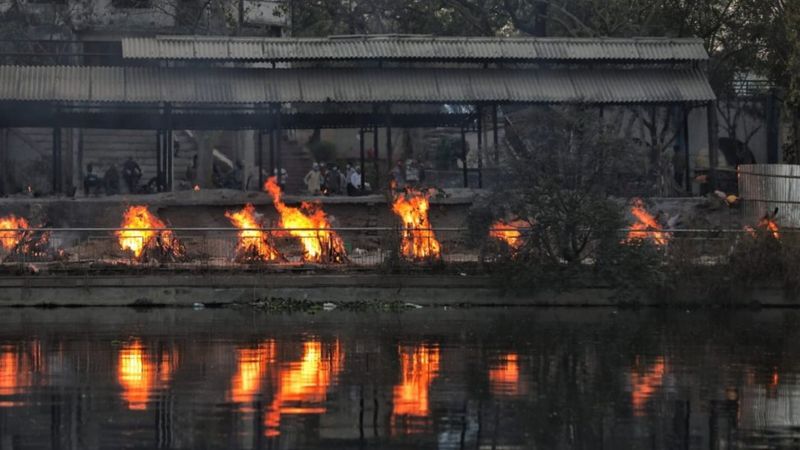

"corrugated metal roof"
[121, 36, 709, 62]
[0, 66, 716, 104]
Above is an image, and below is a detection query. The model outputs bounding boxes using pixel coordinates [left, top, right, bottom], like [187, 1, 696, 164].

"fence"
[0, 227, 788, 271]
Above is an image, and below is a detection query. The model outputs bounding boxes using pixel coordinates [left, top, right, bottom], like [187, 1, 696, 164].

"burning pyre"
[116, 205, 184, 262]
[625, 198, 669, 246]
[746, 208, 780, 240]
[391, 188, 442, 261]
[264, 177, 347, 263]
[225, 204, 284, 263]
[489, 219, 529, 250]
[0, 214, 58, 261]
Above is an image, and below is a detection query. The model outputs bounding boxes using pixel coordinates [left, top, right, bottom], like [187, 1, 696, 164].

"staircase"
[278, 138, 314, 194]
[82, 129, 197, 189]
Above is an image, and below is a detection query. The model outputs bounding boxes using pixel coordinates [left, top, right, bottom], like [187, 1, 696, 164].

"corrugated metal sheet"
[739, 164, 800, 227]
[121, 36, 709, 62]
[0, 65, 716, 104]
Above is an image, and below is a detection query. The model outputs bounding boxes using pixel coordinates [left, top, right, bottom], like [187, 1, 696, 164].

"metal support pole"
[275, 104, 282, 187]
[461, 126, 468, 188]
[359, 127, 365, 190]
[386, 110, 393, 173]
[477, 105, 483, 189]
[257, 130, 264, 188]
[373, 125, 379, 188]
[52, 127, 62, 194]
[707, 101, 718, 191]
[683, 107, 691, 192]
[492, 104, 499, 164]
[156, 129, 163, 192]
[269, 128, 275, 176]
[165, 103, 173, 192]
[766, 89, 780, 163]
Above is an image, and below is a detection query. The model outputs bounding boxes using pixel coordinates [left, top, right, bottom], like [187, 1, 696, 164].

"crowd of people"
[302, 162, 368, 196]
[82, 156, 145, 196]
[80, 155, 427, 197]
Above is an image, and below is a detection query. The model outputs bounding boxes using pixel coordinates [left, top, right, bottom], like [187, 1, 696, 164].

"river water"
[0, 307, 798, 449]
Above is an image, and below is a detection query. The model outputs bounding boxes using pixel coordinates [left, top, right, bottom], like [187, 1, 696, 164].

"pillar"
[195, 130, 214, 188]
[373, 125, 379, 188]
[0, 128, 7, 195]
[476, 105, 483, 189]
[682, 107, 691, 192]
[359, 127, 365, 190]
[52, 127, 62, 194]
[492, 104, 499, 164]
[461, 126, 468, 188]
[707, 102, 719, 190]
[238, 130, 256, 190]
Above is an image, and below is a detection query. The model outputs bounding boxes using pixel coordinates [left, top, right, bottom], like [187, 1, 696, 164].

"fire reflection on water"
[630, 356, 666, 416]
[229, 341, 276, 404]
[117, 340, 178, 411]
[0, 342, 43, 407]
[489, 353, 523, 397]
[264, 340, 343, 437]
[392, 344, 440, 433]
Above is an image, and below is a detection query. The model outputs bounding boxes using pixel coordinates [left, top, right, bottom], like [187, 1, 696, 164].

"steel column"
[52, 127, 62, 194]
[477, 105, 483, 189]
[373, 125, 379, 188]
[359, 127, 365, 190]
[461, 126, 468, 188]
[275, 104, 282, 186]
[257, 130, 264, 188]
[707, 102, 718, 190]
[683, 107, 691, 191]
[492, 104, 499, 163]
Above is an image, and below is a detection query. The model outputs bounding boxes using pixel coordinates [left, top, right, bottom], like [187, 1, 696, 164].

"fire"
[229, 342, 276, 404]
[626, 198, 669, 245]
[117, 339, 177, 410]
[489, 219, 529, 250]
[489, 353, 523, 397]
[630, 356, 666, 416]
[116, 205, 183, 260]
[264, 177, 347, 263]
[391, 188, 442, 260]
[264, 340, 343, 437]
[225, 204, 284, 262]
[0, 215, 29, 252]
[746, 209, 780, 239]
[193, 185, 200, 191]
[392, 344, 440, 421]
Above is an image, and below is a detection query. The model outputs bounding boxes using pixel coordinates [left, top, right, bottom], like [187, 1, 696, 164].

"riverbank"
[0, 273, 795, 307]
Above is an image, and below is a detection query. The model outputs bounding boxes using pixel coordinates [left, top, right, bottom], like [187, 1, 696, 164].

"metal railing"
[0, 227, 790, 271]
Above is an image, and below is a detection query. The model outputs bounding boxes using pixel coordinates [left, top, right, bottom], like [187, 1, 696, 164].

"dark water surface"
[0, 307, 799, 449]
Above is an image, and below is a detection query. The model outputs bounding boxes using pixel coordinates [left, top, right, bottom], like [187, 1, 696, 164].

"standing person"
[348, 166, 364, 196]
[83, 164, 101, 196]
[325, 165, 342, 196]
[390, 160, 406, 190]
[273, 168, 289, 190]
[345, 163, 356, 187]
[405, 159, 420, 187]
[303, 163, 322, 195]
[103, 164, 120, 195]
[121, 156, 142, 194]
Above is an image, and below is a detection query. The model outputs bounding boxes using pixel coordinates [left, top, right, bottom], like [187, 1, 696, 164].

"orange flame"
[116, 205, 183, 260]
[264, 340, 343, 437]
[0, 215, 29, 252]
[264, 177, 347, 263]
[225, 204, 283, 262]
[626, 198, 669, 246]
[392, 344, 440, 420]
[117, 340, 177, 410]
[630, 357, 666, 416]
[193, 185, 200, 191]
[489, 353, 524, 397]
[489, 219, 528, 250]
[229, 342, 276, 404]
[746, 215, 780, 240]
[391, 189, 442, 260]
